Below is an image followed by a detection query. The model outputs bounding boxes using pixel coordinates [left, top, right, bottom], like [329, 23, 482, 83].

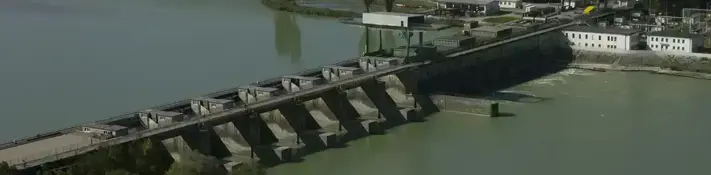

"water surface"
[269, 70, 711, 175]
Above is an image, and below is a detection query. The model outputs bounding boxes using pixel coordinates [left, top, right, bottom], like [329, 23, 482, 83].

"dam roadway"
[0, 11, 614, 170]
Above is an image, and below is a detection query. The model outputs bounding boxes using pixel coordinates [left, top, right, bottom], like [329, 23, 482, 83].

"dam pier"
[0, 11, 617, 173]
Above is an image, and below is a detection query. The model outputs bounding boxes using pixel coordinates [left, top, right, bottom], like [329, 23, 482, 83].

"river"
[269, 70, 711, 175]
[0, 0, 452, 141]
[3, 0, 711, 174]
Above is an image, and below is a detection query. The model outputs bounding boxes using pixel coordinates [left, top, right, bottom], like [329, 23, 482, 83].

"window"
[585, 43, 588, 47]
[682, 47, 685, 51]
[565, 33, 568, 37]
[599, 44, 601, 47]
[682, 40, 686, 44]
[585, 34, 588, 39]
[665, 38, 668, 42]
[599, 36, 602, 40]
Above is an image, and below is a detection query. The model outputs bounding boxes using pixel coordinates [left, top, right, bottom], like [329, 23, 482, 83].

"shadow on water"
[494, 112, 516, 117]
[274, 11, 302, 66]
[418, 31, 576, 100]
[484, 91, 551, 103]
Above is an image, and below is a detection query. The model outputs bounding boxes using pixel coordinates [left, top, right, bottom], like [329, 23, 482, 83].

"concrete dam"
[0, 11, 616, 173]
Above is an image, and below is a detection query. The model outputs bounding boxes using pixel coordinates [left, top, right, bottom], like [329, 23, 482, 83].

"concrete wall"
[430, 95, 499, 117]
[415, 28, 572, 95]
[570, 49, 711, 74]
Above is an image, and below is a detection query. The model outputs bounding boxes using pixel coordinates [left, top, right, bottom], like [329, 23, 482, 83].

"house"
[498, 0, 521, 9]
[563, 26, 642, 51]
[361, 12, 426, 28]
[81, 123, 129, 138]
[647, 31, 701, 53]
[437, 0, 500, 16]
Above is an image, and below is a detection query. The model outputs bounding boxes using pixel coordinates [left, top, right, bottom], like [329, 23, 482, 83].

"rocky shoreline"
[568, 49, 711, 80]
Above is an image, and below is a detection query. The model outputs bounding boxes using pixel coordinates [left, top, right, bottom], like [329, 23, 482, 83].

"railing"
[0, 58, 362, 152]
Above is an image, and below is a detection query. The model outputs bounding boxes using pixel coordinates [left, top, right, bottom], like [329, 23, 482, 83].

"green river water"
[2, 0, 711, 174]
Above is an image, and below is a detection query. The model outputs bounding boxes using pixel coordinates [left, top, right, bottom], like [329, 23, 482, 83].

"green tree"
[128, 139, 173, 175]
[384, 0, 395, 12]
[362, 0, 373, 12]
[105, 169, 137, 175]
[165, 150, 227, 175]
[231, 162, 266, 175]
[0, 161, 20, 175]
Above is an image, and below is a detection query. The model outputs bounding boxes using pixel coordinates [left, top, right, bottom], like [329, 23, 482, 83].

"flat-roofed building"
[191, 97, 236, 116]
[437, 0, 500, 16]
[80, 123, 129, 138]
[563, 26, 642, 51]
[362, 12, 425, 28]
[469, 25, 513, 38]
[647, 31, 701, 53]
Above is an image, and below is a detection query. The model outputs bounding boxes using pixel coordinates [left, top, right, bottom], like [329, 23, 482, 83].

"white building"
[437, 0, 500, 16]
[563, 26, 642, 51]
[647, 31, 699, 53]
[498, 0, 521, 9]
[361, 12, 425, 28]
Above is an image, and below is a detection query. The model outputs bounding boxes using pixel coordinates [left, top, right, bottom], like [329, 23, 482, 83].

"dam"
[0, 10, 617, 173]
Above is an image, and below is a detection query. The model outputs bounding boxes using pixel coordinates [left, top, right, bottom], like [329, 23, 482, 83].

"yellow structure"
[583, 6, 596, 14]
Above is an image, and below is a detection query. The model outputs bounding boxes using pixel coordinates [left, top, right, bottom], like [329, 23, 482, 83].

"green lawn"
[482, 16, 520, 24]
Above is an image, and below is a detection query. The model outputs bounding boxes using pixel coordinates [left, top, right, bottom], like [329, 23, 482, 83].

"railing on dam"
[11, 62, 423, 170]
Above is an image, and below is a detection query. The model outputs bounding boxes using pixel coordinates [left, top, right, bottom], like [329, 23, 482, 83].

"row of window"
[649, 37, 686, 44]
[650, 44, 686, 51]
[499, 1, 517, 5]
[573, 42, 619, 49]
[565, 33, 619, 42]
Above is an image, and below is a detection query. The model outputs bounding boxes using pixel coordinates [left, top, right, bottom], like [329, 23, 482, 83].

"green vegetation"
[260, 0, 359, 18]
[0, 162, 20, 175]
[0, 139, 265, 175]
[482, 16, 520, 24]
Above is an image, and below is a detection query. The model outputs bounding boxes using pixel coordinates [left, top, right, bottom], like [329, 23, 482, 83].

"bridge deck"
[0, 133, 94, 166]
[12, 62, 422, 170]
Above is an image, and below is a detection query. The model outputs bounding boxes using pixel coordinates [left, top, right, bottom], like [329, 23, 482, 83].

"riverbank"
[262, 0, 435, 18]
[261, 0, 360, 18]
[569, 49, 711, 80]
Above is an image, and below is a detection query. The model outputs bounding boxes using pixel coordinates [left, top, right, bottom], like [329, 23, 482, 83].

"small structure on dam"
[321, 65, 364, 81]
[138, 110, 186, 126]
[281, 75, 324, 92]
[238, 85, 282, 103]
[191, 97, 236, 116]
[359, 56, 400, 72]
